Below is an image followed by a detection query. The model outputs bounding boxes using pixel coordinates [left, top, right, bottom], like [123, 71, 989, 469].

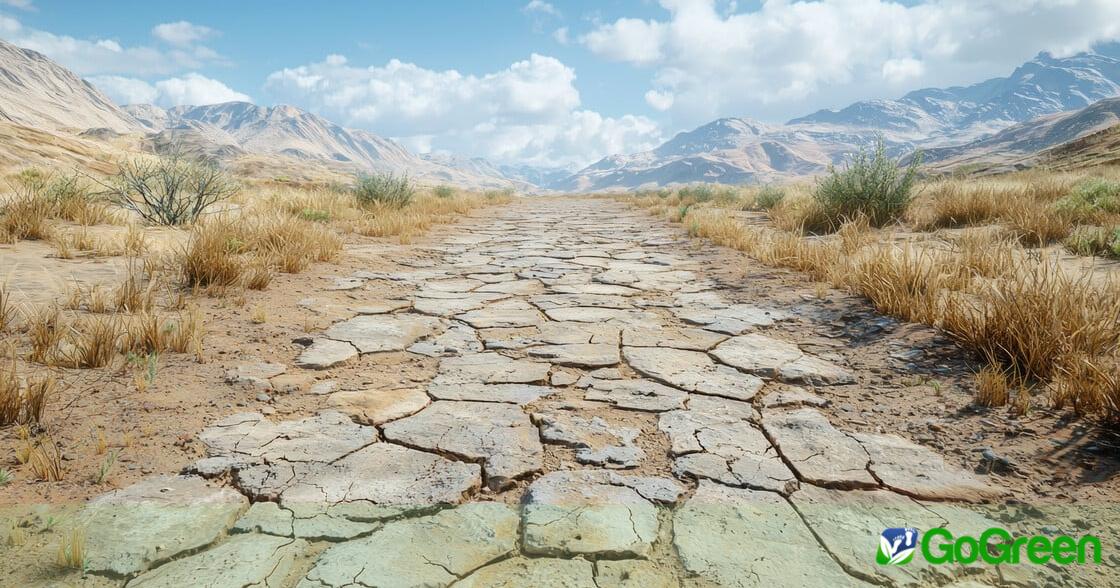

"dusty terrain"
[2, 197, 1118, 587]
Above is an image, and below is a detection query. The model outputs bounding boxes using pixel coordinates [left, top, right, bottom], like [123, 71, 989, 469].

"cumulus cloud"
[522, 0, 559, 17]
[91, 73, 251, 107]
[1, 0, 34, 10]
[151, 21, 215, 47]
[266, 54, 661, 166]
[581, 0, 1120, 124]
[0, 14, 225, 75]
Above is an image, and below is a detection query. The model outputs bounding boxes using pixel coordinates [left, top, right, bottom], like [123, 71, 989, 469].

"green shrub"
[754, 186, 785, 210]
[353, 173, 414, 208]
[299, 208, 331, 222]
[1063, 225, 1120, 258]
[433, 184, 455, 199]
[1054, 178, 1120, 220]
[813, 138, 921, 230]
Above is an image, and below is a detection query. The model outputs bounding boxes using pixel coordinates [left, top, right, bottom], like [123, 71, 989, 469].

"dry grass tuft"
[56, 527, 85, 570]
[975, 365, 1011, 407]
[180, 220, 244, 291]
[27, 434, 64, 481]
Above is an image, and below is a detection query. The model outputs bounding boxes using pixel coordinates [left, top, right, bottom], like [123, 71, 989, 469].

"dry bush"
[249, 215, 341, 273]
[98, 154, 238, 226]
[26, 305, 66, 364]
[0, 347, 20, 425]
[27, 434, 64, 481]
[0, 189, 55, 242]
[909, 182, 1008, 229]
[0, 282, 14, 332]
[1006, 202, 1073, 246]
[123, 308, 204, 357]
[61, 315, 123, 368]
[975, 365, 1010, 407]
[180, 220, 244, 291]
[56, 527, 86, 569]
[242, 256, 274, 290]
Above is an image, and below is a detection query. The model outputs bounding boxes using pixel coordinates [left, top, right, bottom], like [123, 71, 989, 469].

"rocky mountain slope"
[559, 48, 1120, 190]
[0, 39, 143, 134]
[921, 97, 1120, 173]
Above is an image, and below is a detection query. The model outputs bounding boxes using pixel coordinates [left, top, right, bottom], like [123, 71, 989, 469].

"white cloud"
[580, 17, 665, 65]
[553, 26, 569, 44]
[1, 0, 34, 10]
[523, 0, 559, 17]
[90, 73, 251, 107]
[645, 89, 674, 111]
[151, 21, 215, 47]
[266, 54, 661, 166]
[581, 0, 1120, 124]
[0, 14, 225, 75]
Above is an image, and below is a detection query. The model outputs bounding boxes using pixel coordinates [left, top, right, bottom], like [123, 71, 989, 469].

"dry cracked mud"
[7, 197, 1118, 587]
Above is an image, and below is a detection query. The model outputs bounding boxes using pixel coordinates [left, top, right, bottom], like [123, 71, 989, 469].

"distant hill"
[0, 39, 144, 134]
[922, 97, 1120, 173]
[558, 49, 1120, 190]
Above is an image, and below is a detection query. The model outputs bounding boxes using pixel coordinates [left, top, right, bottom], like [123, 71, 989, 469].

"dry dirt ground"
[2, 197, 1118, 587]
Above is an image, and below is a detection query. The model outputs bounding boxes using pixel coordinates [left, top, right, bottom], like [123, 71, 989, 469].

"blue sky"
[3, 0, 1120, 166]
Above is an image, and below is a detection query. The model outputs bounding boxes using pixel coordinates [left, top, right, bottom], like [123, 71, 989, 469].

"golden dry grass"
[634, 176, 1120, 421]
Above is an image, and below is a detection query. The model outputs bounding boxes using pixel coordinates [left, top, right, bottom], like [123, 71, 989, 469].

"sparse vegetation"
[353, 172, 415, 208]
[98, 154, 239, 226]
[811, 138, 922, 230]
[631, 163, 1120, 422]
[434, 184, 456, 198]
[754, 185, 785, 210]
[56, 527, 85, 570]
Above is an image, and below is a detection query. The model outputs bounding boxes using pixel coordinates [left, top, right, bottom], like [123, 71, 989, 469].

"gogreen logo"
[878, 527, 920, 565]
[877, 527, 1103, 566]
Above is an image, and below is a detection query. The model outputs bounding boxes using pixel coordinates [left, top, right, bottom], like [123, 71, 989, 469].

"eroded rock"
[624, 346, 765, 401]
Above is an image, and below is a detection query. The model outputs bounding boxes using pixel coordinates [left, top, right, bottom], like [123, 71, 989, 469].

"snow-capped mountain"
[559, 48, 1120, 190]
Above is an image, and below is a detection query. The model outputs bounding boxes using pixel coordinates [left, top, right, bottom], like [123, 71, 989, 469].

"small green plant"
[92, 450, 118, 484]
[298, 208, 331, 222]
[813, 137, 922, 230]
[0, 468, 11, 486]
[1063, 226, 1120, 258]
[352, 173, 414, 208]
[754, 186, 785, 210]
[433, 184, 455, 199]
[1054, 178, 1120, 220]
[677, 184, 716, 202]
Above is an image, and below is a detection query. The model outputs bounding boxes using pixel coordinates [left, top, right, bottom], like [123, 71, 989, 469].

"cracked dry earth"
[24, 198, 1120, 587]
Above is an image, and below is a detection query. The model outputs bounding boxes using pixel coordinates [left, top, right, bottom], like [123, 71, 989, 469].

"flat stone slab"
[550, 283, 641, 296]
[528, 343, 620, 367]
[522, 470, 661, 558]
[789, 485, 1003, 586]
[412, 292, 508, 316]
[352, 299, 411, 314]
[623, 346, 765, 401]
[423, 277, 484, 292]
[582, 377, 688, 412]
[299, 503, 519, 588]
[382, 401, 543, 489]
[235, 443, 481, 525]
[406, 322, 482, 357]
[674, 304, 791, 335]
[659, 394, 760, 455]
[762, 408, 877, 489]
[851, 432, 1004, 502]
[81, 476, 247, 578]
[199, 411, 375, 466]
[545, 307, 661, 327]
[330, 387, 430, 425]
[530, 293, 633, 309]
[760, 386, 830, 409]
[428, 379, 552, 404]
[455, 557, 597, 588]
[435, 352, 550, 384]
[457, 300, 545, 328]
[622, 326, 728, 350]
[712, 334, 855, 385]
[127, 534, 306, 588]
[595, 560, 678, 588]
[323, 314, 445, 354]
[674, 481, 858, 588]
[533, 411, 644, 468]
[295, 338, 357, 369]
[475, 279, 546, 295]
[672, 420, 798, 495]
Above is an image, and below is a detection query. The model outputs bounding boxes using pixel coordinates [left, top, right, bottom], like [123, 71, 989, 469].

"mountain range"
[557, 47, 1120, 190]
[4, 34, 1120, 191]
